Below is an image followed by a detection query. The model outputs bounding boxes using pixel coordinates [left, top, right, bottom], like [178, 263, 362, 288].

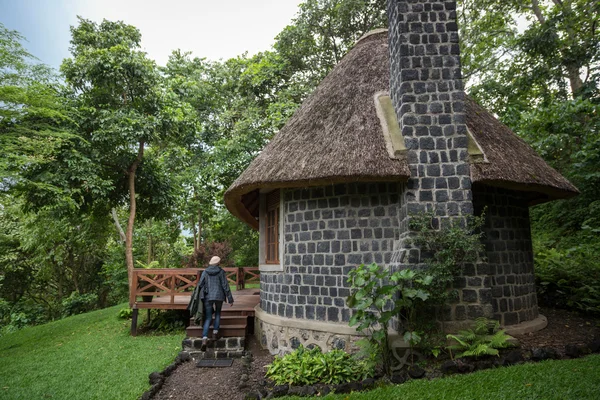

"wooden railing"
[195, 266, 260, 290]
[129, 267, 260, 308]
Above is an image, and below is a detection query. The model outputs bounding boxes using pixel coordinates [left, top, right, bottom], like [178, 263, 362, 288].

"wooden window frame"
[265, 190, 280, 264]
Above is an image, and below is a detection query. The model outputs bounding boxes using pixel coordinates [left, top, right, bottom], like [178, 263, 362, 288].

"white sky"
[1, 0, 304, 67]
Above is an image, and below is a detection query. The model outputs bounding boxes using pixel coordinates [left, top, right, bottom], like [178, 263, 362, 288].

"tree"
[459, 0, 599, 115]
[0, 23, 88, 198]
[61, 18, 198, 288]
[458, 1, 600, 310]
[275, 0, 387, 86]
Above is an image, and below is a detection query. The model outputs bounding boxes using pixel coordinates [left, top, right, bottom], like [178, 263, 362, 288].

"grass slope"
[0, 304, 182, 400]
[283, 355, 600, 400]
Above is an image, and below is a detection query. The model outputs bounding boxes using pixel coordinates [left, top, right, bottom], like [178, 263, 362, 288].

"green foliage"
[275, 0, 386, 87]
[133, 217, 188, 268]
[409, 212, 486, 304]
[61, 17, 199, 277]
[460, 1, 600, 314]
[534, 245, 600, 314]
[278, 355, 600, 400]
[145, 309, 187, 333]
[446, 318, 513, 359]
[347, 263, 434, 375]
[0, 198, 112, 324]
[61, 291, 99, 317]
[100, 238, 130, 305]
[204, 210, 259, 266]
[266, 345, 374, 386]
[347, 215, 485, 373]
[0, 22, 105, 209]
[117, 307, 133, 319]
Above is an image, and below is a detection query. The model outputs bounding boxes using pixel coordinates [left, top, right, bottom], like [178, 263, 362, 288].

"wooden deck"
[141, 288, 260, 312]
[129, 267, 260, 335]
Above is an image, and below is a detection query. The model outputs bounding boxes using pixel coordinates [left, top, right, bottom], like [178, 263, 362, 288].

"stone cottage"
[224, 0, 578, 356]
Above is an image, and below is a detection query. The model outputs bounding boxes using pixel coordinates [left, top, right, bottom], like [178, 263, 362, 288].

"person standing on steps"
[199, 256, 234, 350]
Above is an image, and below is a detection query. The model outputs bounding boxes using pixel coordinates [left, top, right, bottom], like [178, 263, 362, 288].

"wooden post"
[131, 307, 139, 336]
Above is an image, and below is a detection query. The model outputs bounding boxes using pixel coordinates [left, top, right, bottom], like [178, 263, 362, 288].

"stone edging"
[504, 315, 548, 335]
[246, 339, 600, 399]
[140, 351, 191, 400]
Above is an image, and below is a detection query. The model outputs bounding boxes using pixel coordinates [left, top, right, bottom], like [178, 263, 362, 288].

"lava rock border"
[247, 339, 600, 398]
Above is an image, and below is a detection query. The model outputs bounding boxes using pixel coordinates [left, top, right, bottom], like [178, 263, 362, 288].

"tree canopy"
[1, 0, 599, 331]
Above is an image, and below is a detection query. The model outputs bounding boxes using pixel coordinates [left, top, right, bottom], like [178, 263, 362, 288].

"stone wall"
[387, 0, 472, 235]
[385, 0, 493, 325]
[473, 184, 539, 326]
[259, 182, 403, 324]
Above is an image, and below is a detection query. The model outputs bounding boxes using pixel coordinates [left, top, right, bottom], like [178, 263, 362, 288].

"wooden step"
[189, 315, 248, 327]
[186, 324, 247, 338]
[220, 309, 253, 316]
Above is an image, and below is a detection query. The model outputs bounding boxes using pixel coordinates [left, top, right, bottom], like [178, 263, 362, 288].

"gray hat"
[209, 256, 221, 265]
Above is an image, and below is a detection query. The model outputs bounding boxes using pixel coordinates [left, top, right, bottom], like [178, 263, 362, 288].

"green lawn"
[4, 305, 598, 400]
[0, 304, 182, 400]
[282, 354, 600, 400]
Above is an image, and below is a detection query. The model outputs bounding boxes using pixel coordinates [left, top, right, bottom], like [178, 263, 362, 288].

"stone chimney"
[387, 0, 492, 325]
[388, 0, 473, 239]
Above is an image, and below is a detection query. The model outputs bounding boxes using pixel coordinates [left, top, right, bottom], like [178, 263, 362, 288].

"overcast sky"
[0, 0, 304, 68]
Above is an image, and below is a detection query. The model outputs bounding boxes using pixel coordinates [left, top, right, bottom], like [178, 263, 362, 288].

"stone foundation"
[255, 306, 363, 356]
[182, 336, 245, 359]
[256, 306, 429, 370]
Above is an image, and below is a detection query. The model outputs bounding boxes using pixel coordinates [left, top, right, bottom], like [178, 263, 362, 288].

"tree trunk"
[126, 141, 144, 291]
[147, 232, 153, 265]
[69, 249, 80, 293]
[559, 0, 584, 96]
[191, 217, 198, 256]
[197, 208, 202, 249]
[531, 0, 547, 24]
[533, 0, 584, 97]
[111, 208, 126, 243]
[567, 65, 584, 95]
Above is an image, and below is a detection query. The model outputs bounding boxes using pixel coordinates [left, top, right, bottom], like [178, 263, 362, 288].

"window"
[265, 190, 280, 264]
[259, 189, 283, 271]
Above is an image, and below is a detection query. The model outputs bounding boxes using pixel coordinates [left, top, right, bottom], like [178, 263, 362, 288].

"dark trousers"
[202, 300, 223, 337]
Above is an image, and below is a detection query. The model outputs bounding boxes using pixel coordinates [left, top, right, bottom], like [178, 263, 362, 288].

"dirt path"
[154, 335, 272, 400]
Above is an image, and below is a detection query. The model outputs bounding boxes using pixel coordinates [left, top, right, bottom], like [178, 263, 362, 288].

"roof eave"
[224, 174, 411, 231]
[472, 178, 579, 206]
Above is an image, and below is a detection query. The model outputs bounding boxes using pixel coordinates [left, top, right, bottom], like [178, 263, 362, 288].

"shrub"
[409, 211, 486, 305]
[117, 308, 133, 319]
[346, 212, 486, 374]
[184, 241, 234, 268]
[446, 317, 513, 359]
[0, 300, 50, 336]
[535, 245, 600, 315]
[347, 263, 433, 376]
[145, 310, 187, 332]
[265, 345, 374, 386]
[62, 292, 98, 317]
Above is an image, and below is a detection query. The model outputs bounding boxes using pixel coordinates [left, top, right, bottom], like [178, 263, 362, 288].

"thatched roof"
[225, 30, 578, 229]
[466, 97, 578, 203]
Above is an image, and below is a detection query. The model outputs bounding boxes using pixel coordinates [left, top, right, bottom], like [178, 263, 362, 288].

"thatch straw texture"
[225, 31, 578, 228]
[467, 98, 578, 202]
[225, 31, 409, 229]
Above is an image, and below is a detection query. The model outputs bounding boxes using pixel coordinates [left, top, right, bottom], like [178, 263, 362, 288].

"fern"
[446, 318, 514, 359]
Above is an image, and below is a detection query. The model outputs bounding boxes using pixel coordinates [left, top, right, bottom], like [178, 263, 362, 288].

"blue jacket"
[199, 265, 234, 303]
